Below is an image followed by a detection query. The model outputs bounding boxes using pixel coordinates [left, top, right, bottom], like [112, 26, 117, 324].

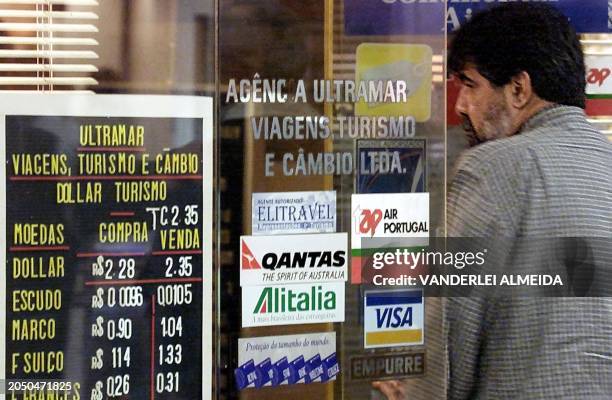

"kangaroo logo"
[241, 240, 261, 269]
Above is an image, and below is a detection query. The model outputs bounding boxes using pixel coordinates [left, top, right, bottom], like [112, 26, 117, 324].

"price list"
[4, 108, 211, 400]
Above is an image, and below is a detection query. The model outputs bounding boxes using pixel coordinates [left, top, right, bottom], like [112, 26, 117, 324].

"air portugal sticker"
[240, 233, 348, 286]
[364, 289, 424, 348]
[351, 193, 429, 240]
[351, 193, 429, 283]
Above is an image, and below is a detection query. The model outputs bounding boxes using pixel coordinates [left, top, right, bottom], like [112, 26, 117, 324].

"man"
[375, 3, 612, 399]
[446, 3, 612, 400]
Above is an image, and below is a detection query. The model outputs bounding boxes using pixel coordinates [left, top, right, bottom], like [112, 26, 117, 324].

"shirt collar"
[518, 104, 585, 134]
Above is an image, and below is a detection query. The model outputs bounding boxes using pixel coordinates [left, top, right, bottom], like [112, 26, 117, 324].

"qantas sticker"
[240, 233, 348, 286]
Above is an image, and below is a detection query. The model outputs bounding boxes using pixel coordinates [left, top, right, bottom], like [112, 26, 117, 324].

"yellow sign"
[355, 43, 432, 122]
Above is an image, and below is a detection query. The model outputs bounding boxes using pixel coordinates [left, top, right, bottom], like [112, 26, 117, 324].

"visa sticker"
[364, 289, 424, 348]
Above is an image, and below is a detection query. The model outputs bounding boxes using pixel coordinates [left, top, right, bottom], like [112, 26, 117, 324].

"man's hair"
[449, 3, 586, 108]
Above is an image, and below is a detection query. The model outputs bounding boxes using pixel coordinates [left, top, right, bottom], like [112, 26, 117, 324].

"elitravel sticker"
[363, 289, 424, 348]
[236, 332, 339, 389]
[252, 191, 336, 235]
[351, 193, 429, 283]
[242, 282, 345, 327]
[240, 233, 348, 286]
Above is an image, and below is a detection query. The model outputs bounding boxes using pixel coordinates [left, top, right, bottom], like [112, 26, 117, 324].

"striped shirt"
[447, 105, 612, 399]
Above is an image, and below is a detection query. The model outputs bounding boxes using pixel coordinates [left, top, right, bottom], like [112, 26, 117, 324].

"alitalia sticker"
[242, 282, 345, 327]
[363, 289, 424, 349]
[252, 191, 336, 235]
[235, 332, 338, 389]
[240, 233, 348, 286]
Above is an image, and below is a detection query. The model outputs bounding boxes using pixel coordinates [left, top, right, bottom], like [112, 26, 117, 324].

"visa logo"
[364, 289, 424, 349]
[375, 306, 412, 329]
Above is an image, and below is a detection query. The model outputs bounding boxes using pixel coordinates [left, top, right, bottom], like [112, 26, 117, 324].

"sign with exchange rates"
[0, 94, 213, 400]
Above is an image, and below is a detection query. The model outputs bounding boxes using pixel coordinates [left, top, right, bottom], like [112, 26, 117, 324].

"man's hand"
[372, 380, 406, 400]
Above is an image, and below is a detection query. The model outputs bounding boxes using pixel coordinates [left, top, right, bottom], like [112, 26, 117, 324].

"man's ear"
[506, 71, 533, 109]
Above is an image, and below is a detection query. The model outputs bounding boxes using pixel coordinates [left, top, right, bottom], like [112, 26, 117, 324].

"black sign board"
[2, 95, 212, 400]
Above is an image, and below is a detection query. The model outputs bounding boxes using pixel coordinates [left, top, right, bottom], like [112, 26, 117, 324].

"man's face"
[455, 66, 514, 146]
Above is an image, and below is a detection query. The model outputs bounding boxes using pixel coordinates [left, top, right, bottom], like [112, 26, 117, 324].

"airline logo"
[242, 282, 345, 327]
[253, 285, 336, 314]
[242, 240, 261, 269]
[351, 193, 429, 244]
[240, 233, 348, 286]
[363, 289, 424, 349]
[350, 193, 428, 285]
[585, 55, 612, 95]
[359, 208, 383, 237]
[356, 207, 427, 236]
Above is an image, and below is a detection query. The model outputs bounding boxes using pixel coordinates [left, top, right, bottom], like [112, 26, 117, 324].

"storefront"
[0, 1, 610, 399]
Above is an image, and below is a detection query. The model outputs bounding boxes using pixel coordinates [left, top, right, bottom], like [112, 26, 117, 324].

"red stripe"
[351, 256, 363, 284]
[85, 277, 203, 286]
[152, 250, 202, 256]
[77, 252, 145, 257]
[78, 147, 146, 152]
[586, 98, 612, 116]
[110, 211, 135, 217]
[10, 246, 69, 251]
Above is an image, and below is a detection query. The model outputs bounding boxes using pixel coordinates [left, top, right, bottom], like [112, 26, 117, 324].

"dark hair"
[449, 3, 586, 108]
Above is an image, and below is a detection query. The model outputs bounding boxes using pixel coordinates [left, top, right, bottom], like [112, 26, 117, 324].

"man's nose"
[455, 86, 467, 116]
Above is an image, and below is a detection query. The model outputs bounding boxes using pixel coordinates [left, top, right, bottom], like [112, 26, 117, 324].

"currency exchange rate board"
[2, 95, 213, 400]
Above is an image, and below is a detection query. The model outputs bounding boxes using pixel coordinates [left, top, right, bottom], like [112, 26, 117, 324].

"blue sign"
[448, 0, 610, 33]
[235, 353, 340, 389]
[356, 139, 426, 194]
[345, 0, 610, 36]
[344, 0, 445, 35]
